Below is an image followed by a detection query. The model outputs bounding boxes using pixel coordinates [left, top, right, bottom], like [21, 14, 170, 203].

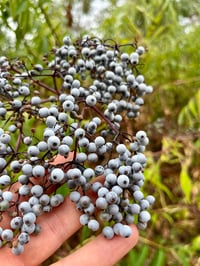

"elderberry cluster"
[0, 36, 155, 255]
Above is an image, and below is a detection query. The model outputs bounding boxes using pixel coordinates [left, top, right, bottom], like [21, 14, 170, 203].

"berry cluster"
[0, 36, 154, 254]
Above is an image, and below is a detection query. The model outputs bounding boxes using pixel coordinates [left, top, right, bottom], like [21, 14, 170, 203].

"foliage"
[97, 0, 200, 265]
[0, 0, 200, 265]
[0, 0, 97, 60]
[100, 0, 200, 126]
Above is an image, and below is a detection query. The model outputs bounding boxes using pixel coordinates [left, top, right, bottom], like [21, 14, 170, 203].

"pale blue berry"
[2, 191, 13, 201]
[86, 95, 97, 106]
[88, 219, 99, 231]
[80, 214, 89, 225]
[31, 185, 44, 197]
[47, 135, 60, 150]
[96, 197, 108, 209]
[62, 100, 74, 112]
[70, 191, 81, 203]
[18, 232, 30, 245]
[10, 216, 23, 230]
[139, 210, 151, 223]
[50, 168, 65, 183]
[119, 224, 132, 238]
[23, 212, 36, 226]
[19, 185, 31, 196]
[117, 174, 129, 188]
[102, 226, 114, 239]
[12, 243, 24, 255]
[0, 174, 11, 186]
[1, 229, 13, 241]
[39, 194, 50, 206]
[32, 165, 45, 178]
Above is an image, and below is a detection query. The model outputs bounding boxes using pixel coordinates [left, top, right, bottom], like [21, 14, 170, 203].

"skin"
[0, 154, 139, 266]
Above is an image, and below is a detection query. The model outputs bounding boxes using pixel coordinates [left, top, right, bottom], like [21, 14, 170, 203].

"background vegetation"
[0, 0, 200, 265]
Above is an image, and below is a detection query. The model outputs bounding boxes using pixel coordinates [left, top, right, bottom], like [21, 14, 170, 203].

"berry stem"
[91, 105, 119, 134]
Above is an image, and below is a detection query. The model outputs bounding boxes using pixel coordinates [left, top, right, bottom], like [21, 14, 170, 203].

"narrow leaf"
[136, 245, 149, 266]
[180, 165, 192, 203]
[150, 249, 166, 266]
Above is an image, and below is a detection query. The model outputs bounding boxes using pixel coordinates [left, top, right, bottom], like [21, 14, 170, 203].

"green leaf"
[149, 249, 166, 266]
[192, 236, 200, 252]
[178, 89, 200, 129]
[56, 183, 70, 197]
[81, 226, 91, 243]
[180, 165, 192, 203]
[144, 162, 174, 200]
[120, 15, 142, 36]
[136, 245, 149, 266]
[15, 0, 29, 16]
[126, 249, 138, 264]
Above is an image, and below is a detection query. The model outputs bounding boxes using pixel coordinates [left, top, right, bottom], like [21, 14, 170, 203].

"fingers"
[0, 196, 82, 266]
[10, 176, 104, 265]
[0, 154, 73, 229]
[0, 148, 139, 266]
[0, 174, 104, 266]
[0, 166, 105, 266]
[50, 152, 74, 165]
[51, 224, 139, 266]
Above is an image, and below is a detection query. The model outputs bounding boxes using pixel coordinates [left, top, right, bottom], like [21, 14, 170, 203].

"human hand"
[0, 195, 138, 266]
[0, 155, 139, 266]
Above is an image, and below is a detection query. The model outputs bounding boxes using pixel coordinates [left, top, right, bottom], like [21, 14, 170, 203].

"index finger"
[0, 195, 81, 265]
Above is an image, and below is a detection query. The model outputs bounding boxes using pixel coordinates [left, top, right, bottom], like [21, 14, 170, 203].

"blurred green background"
[0, 0, 200, 265]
